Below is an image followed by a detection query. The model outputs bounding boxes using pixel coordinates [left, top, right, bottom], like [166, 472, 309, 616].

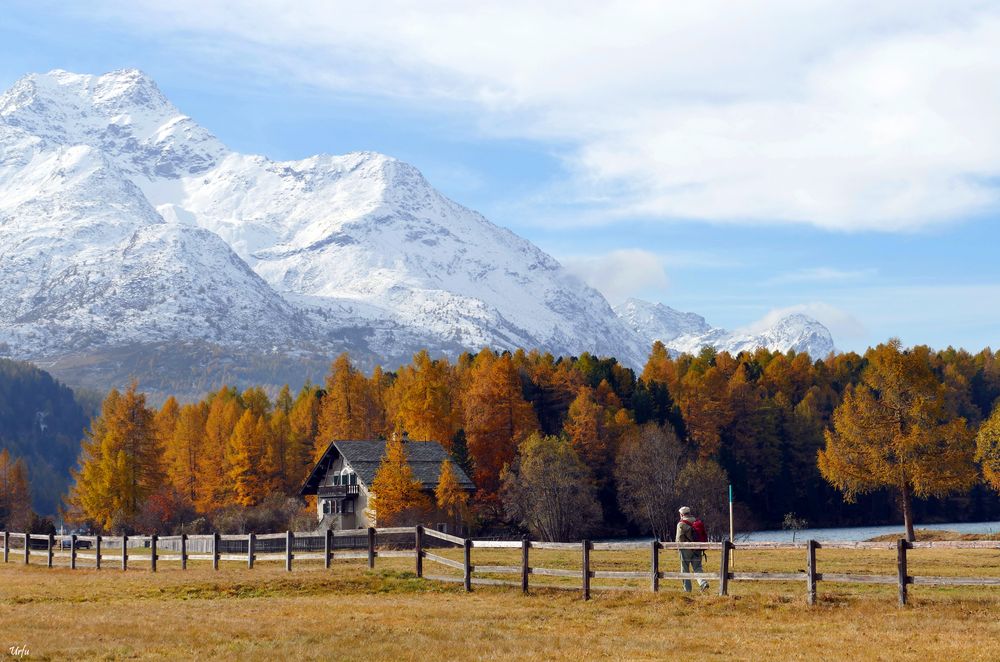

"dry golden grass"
[1, 546, 999, 661]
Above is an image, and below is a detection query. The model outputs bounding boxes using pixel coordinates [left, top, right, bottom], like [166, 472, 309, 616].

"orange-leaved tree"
[0, 448, 32, 530]
[563, 385, 607, 469]
[387, 350, 459, 450]
[226, 410, 273, 507]
[976, 404, 1000, 490]
[367, 436, 431, 526]
[818, 340, 978, 541]
[318, 353, 384, 443]
[196, 388, 243, 512]
[68, 383, 164, 532]
[165, 402, 207, 504]
[434, 459, 468, 530]
[462, 352, 539, 498]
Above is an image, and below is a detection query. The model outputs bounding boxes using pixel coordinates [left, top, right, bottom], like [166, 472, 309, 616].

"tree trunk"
[900, 481, 915, 542]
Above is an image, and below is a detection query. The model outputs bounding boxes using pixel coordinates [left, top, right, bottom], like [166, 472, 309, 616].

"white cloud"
[86, 1, 1000, 230]
[741, 302, 867, 343]
[561, 249, 669, 304]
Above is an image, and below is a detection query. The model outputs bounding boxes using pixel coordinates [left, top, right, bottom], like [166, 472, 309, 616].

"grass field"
[2, 542, 1000, 661]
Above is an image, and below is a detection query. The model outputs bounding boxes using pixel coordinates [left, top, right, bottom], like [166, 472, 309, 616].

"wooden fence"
[2, 528, 998, 606]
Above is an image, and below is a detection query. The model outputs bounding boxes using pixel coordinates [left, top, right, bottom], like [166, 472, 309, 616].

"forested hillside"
[65, 343, 1000, 537]
[0, 359, 92, 514]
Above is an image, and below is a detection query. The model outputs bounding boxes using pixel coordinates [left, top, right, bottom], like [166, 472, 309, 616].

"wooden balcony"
[318, 484, 359, 497]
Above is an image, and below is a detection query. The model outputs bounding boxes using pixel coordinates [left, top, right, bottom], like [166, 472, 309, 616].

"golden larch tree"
[641, 341, 677, 388]
[197, 388, 243, 511]
[165, 403, 207, 505]
[387, 350, 459, 449]
[226, 410, 272, 507]
[318, 354, 383, 442]
[68, 384, 164, 532]
[976, 404, 1000, 490]
[153, 396, 180, 455]
[463, 353, 539, 497]
[0, 449, 32, 530]
[564, 385, 609, 470]
[368, 436, 431, 525]
[678, 365, 733, 459]
[434, 459, 468, 529]
[289, 384, 322, 463]
[818, 340, 978, 541]
[269, 407, 293, 491]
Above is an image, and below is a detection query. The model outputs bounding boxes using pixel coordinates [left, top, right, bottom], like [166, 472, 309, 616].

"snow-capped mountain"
[0, 68, 646, 393]
[615, 299, 836, 359]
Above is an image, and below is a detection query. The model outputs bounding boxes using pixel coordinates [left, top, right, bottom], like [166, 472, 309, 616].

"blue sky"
[3, 1, 999, 353]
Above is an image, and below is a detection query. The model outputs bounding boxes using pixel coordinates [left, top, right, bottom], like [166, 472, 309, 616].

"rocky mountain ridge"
[0, 69, 835, 396]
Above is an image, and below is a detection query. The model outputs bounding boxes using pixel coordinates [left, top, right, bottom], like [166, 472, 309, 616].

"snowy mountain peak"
[1, 68, 227, 179]
[0, 69, 646, 391]
[617, 299, 836, 359]
[613, 298, 711, 342]
[729, 313, 835, 357]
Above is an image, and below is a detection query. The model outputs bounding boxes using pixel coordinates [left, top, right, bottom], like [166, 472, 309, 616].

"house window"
[349, 473, 357, 485]
[322, 500, 331, 514]
[332, 474, 341, 486]
[344, 500, 354, 513]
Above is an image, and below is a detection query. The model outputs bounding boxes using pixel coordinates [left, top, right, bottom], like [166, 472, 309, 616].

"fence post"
[121, 535, 128, 571]
[324, 529, 332, 570]
[3, 530, 8, 563]
[96, 535, 101, 570]
[719, 540, 731, 597]
[521, 536, 530, 594]
[150, 534, 158, 572]
[248, 533, 255, 569]
[651, 539, 660, 592]
[806, 539, 818, 605]
[180, 534, 187, 570]
[897, 538, 908, 606]
[367, 527, 376, 569]
[24, 533, 29, 565]
[463, 537, 472, 592]
[70, 534, 77, 570]
[212, 532, 219, 571]
[581, 539, 591, 601]
[414, 525, 423, 578]
[285, 530, 293, 572]
[47, 533, 54, 568]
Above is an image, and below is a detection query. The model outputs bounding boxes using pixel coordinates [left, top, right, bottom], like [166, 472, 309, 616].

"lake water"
[741, 520, 1000, 542]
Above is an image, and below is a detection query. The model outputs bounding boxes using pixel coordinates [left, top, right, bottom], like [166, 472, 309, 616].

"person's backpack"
[689, 518, 708, 543]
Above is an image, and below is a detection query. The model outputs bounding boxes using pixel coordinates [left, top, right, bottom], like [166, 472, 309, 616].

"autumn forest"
[7, 337, 984, 544]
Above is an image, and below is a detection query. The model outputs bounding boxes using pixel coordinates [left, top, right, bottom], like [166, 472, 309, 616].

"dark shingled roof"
[300, 439, 476, 496]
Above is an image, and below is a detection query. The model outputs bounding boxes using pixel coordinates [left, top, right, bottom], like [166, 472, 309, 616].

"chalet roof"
[300, 439, 476, 496]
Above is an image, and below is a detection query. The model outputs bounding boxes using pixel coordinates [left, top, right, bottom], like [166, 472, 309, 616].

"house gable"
[300, 439, 475, 496]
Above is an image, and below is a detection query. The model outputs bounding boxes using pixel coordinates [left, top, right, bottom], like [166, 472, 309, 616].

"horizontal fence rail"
[2, 527, 998, 606]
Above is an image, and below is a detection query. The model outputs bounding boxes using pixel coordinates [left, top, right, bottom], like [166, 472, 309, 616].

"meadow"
[2, 542, 999, 661]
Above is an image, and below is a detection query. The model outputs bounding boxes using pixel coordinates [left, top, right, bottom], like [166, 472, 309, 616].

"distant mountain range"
[0, 69, 835, 397]
[614, 299, 835, 358]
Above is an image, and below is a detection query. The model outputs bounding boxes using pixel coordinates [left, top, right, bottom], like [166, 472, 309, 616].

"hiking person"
[676, 505, 710, 592]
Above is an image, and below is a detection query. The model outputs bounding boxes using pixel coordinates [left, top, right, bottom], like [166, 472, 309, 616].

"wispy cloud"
[76, 1, 1000, 232]
[561, 249, 669, 304]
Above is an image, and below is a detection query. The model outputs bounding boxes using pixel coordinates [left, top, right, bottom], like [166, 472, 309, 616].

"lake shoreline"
[742, 519, 1000, 542]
